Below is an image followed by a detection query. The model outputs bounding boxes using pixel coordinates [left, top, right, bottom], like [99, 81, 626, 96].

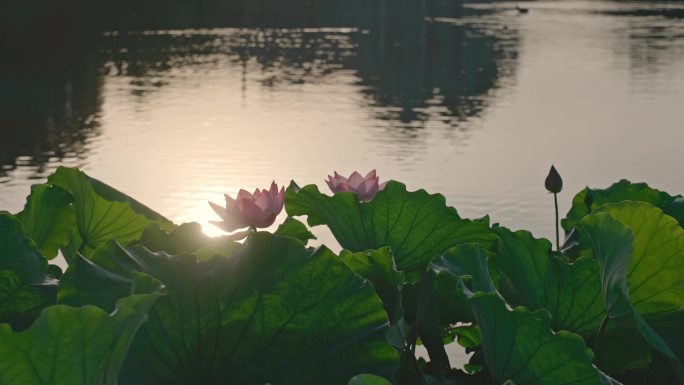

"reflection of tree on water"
[99, 29, 361, 95]
[0, 58, 103, 180]
[357, 1, 518, 143]
[0, 0, 519, 177]
[620, 15, 684, 80]
[99, 1, 518, 131]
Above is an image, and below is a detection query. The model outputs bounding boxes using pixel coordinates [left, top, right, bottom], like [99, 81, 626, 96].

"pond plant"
[1, 166, 684, 385]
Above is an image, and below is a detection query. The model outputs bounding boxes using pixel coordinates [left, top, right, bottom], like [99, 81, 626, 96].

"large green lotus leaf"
[136, 222, 242, 262]
[0, 213, 57, 330]
[592, 326, 652, 375]
[58, 254, 164, 313]
[430, 244, 496, 295]
[0, 293, 159, 385]
[340, 247, 404, 324]
[285, 181, 495, 271]
[425, 245, 619, 384]
[590, 202, 684, 316]
[16, 184, 75, 259]
[47, 167, 164, 251]
[348, 374, 393, 385]
[192, 236, 244, 261]
[427, 244, 496, 326]
[492, 227, 605, 335]
[60, 229, 87, 262]
[0, 213, 48, 287]
[470, 293, 619, 385]
[562, 180, 683, 233]
[422, 245, 489, 373]
[90, 233, 398, 385]
[431, 271, 475, 325]
[0, 272, 56, 331]
[665, 196, 684, 226]
[340, 248, 407, 362]
[274, 216, 316, 244]
[86, 172, 174, 230]
[649, 311, 684, 361]
[136, 222, 210, 255]
[576, 212, 681, 375]
[645, 311, 684, 383]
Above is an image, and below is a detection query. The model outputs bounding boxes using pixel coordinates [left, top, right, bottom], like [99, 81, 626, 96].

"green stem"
[554, 192, 560, 252]
[245, 226, 257, 242]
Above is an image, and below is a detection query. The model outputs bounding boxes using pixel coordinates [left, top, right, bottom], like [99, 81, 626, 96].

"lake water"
[2, 0, 684, 247]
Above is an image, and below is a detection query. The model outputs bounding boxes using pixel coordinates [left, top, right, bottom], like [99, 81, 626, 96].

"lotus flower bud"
[545, 165, 563, 194]
[209, 181, 285, 234]
[326, 169, 387, 202]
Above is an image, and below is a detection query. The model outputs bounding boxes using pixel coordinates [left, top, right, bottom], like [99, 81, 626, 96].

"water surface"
[1, 0, 684, 244]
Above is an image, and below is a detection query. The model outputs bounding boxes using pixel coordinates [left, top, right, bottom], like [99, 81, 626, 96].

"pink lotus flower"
[326, 170, 387, 202]
[209, 181, 285, 233]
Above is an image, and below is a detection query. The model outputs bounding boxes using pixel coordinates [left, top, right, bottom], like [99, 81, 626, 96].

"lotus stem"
[554, 192, 560, 252]
[545, 165, 563, 251]
[245, 225, 257, 241]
